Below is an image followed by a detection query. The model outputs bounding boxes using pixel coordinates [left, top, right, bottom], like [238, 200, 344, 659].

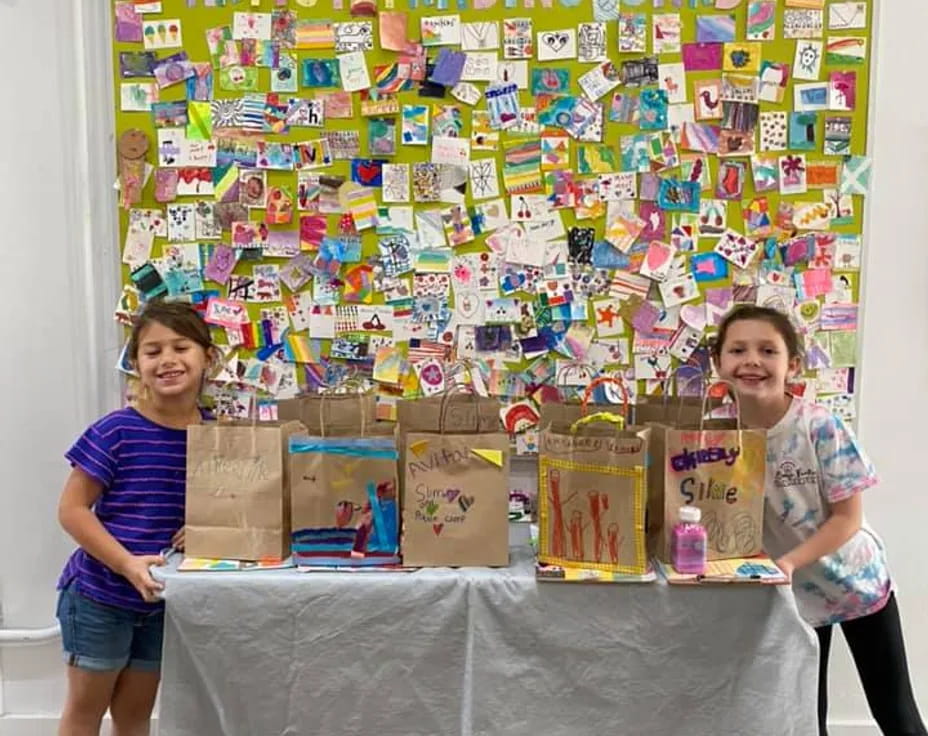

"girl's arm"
[58, 467, 165, 602]
[775, 494, 863, 579]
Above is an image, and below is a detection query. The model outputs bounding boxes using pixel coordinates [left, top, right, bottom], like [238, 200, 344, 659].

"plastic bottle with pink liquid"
[671, 505, 708, 575]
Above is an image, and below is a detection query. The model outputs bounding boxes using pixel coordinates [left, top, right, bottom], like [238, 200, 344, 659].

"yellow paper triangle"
[410, 439, 430, 456]
[471, 448, 503, 467]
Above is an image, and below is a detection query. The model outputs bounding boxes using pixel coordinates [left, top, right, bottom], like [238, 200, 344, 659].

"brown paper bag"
[395, 393, 502, 509]
[538, 415, 650, 574]
[632, 366, 708, 425]
[277, 392, 377, 436]
[186, 420, 303, 561]
[655, 387, 766, 561]
[396, 394, 500, 434]
[636, 395, 706, 557]
[633, 395, 706, 426]
[539, 373, 635, 429]
[402, 431, 510, 567]
[289, 424, 400, 567]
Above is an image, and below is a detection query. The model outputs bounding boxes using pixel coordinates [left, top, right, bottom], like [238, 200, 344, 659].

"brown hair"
[711, 305, 803, 361]
[128, 299, 213, 363]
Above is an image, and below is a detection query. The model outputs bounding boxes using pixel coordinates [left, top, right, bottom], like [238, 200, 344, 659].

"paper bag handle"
[699, 380, 742, 432]
[438, 384, 480, 434]
[570, 411, 626, 433]
[659, 364, 708, 401]
[446, 359, 474, 389]
[580, 376, 630, 418]
[636, 365, 708, 425]
[215, 388, 259, 454]
[318, 386, 369, 438]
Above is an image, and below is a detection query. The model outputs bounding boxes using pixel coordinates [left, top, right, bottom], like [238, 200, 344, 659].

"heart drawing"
[646, 241, 671, 272]
[433, 523, 444, 536]
[542, 32, 569, 53]
[458, 494, 475, 512]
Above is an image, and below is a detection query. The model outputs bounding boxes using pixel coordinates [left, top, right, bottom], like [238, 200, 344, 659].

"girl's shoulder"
[784, 399, 862, 457]
[81, 407, 140, 438]
[84, 406, 184, 442]
[791, 398, 846, 433]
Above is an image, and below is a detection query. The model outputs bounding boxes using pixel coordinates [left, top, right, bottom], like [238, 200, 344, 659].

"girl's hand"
[119, 555, 166, 603]
[171, 527, 186, 552]
[774, 556, 795, 583]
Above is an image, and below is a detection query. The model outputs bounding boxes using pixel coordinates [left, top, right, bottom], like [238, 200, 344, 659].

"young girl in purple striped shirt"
[56, 300, 215, 736]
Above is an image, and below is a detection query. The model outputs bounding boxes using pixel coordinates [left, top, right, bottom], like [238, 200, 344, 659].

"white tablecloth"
[156, 525, 818, 736]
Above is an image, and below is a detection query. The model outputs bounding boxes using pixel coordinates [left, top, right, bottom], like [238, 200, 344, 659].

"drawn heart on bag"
[425, 501, 439, 516]
[458, 494, 475, 512]
[542, 32, 569, 53]
[432, 523, 444, 536]
[444, 489, 460, 503]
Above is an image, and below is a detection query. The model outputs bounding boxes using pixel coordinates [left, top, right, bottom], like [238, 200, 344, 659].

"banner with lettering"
[401, 431, 510, 567]
[659, 425, 766, 562]
[186, 420, 304, 561]
[538, 421, 649, 575]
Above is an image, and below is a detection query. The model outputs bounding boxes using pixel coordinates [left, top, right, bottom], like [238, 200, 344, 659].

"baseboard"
[0, 715, 158, 735]
[0, 715, 874, 736]
[820, 721, 879, 736]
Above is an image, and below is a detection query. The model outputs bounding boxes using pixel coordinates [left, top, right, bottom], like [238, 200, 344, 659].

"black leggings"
[816, 593, 927, 736]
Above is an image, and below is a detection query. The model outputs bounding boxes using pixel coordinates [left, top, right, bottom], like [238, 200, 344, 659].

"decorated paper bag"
[539, 372, 636, 435]
[396, 393, 500, 434]
[402, 431, 510, 567]
[289, 426, 400, 567]
[395, 391, 501, 501]
[638, 398, 706, 558]
[636, 373, 723, 558]
[277, 391, 377, 436]
[186, 420, 303, 561]
[632, 367, 708, 425]
[633, 395, 705, 426]
[538, 416, 650, 575]
[657, 385, 766, 561]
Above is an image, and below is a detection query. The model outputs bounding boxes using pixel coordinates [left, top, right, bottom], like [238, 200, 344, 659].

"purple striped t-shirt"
[58, 407, 188, 613]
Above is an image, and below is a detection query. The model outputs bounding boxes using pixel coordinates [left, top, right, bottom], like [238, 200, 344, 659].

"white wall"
[0, 0, 122, 728]
[0, 0, 924, 734]
[840, 0, 928, 730]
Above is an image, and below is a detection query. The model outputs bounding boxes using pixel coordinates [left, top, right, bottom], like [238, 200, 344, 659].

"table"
[156, 525, 818, 736]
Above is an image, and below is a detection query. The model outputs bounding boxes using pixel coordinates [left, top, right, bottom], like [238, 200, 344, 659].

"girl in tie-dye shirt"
[713, 306, 925, 736]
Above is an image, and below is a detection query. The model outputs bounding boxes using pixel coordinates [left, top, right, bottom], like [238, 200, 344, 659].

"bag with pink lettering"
[657, 382, 766, 562]
[634, 369, 709, 558]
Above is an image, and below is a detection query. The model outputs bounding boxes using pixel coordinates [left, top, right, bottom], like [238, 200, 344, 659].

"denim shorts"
[56, 581, 164, 672]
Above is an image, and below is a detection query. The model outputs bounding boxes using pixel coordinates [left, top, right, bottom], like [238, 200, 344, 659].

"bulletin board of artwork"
[110, 0, 872, 447]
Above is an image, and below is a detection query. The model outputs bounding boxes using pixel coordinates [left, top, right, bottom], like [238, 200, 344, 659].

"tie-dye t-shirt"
[764, 397, 892, 627]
